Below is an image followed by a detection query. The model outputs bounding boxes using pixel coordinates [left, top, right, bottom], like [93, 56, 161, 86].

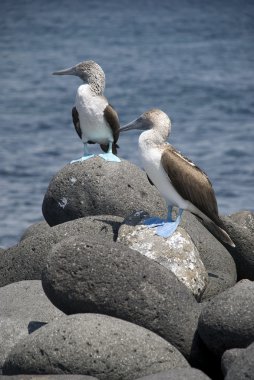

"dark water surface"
[0, 0, 254, 247]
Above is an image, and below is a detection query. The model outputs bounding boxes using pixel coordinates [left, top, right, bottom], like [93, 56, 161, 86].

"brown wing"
[103, 104, 120, 144]
[72, 106, 82, 139]
[161, 146, 221, 225]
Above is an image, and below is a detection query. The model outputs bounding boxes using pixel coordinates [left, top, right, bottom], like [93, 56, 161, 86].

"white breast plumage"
[75, 84, 113, 144]
[138, 133, 189, 209]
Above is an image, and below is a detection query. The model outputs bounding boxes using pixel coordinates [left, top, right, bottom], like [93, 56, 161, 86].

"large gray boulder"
[221, 347, 244, 376]
[228, 210, 254, 233]
[42, 158, 167, 226]
[0, 377, 98, 380]
[0, 215, 122, 288]
[134, 367, 211, 379]
[41, 236, 202, 364]
[224, 342, 254, 380]
[20, 215, 123, 243]
[118, 212, 208, 300]
[179, 212, 237, 301]
[20, 221, 51, 241]
[0, 280, 64, 369]
[198, 279, 254, 356]
[3, 314, 189, 379]
[220, 216, 254, 280]
[0, 233, 57, 288]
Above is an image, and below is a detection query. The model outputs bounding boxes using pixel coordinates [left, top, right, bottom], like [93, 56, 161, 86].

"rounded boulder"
[3, 314, 189, 379]
[42, 158, 166, 226]
[224, 342, 254, 380]
[198, 279, 254, 356]
[228, 210, 254, 233]
[179, 211, 237, 301]
[118, 212, 208, 300]
[42, 237, 201, 363]
[0, 215, 122, 288]
[220, 216, 254, 280]
[20, 221, 52, 241]
[134, 367, 211, 379]
[0, 280, 64, 369]
[0, 376, 98, 380]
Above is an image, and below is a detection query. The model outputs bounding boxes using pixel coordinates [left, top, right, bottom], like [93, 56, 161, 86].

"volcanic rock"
[3, 314, 189, 379]
[42, 158, 166, 226]
[198, 279, 254, 356]
[41, 236, 201, 363]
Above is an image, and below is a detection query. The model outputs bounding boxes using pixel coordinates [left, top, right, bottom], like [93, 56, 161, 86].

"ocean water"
[0, 0, 253, 248]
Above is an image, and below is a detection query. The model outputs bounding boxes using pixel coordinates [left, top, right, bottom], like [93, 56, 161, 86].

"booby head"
[120, 108, 171, 142]
[53, 60, 105, 94]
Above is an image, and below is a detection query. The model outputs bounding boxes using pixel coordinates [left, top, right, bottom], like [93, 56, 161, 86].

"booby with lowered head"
[120, 108, 235, 247]
[53, 60, 120, 163]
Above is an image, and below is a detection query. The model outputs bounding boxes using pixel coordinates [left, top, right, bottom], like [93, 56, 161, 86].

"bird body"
[120, 108, 235, 247]
[139, 134, 189, 209]
[53, 60, 120, 162]
[75, 84, 112, 145]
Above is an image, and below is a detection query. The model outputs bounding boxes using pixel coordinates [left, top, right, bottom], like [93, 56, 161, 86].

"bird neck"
[86, 74, 105, 95]
[139, 129, 167, 148]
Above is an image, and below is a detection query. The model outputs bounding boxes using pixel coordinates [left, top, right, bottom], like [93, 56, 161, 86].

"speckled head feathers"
[141, 109, 171, 128]
[53, 60, 105, 94]
[120, 108, 171, 142]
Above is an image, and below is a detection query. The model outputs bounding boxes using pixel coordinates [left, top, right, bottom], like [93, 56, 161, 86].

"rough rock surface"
[0, 233, 58, 288]
[220, 216, 254, 280]
[41, 236, 201, 363]
[134, 367, 211, 379]
[42, 158, 167, 226]
[20, 221, 51, 241]
[198, 279, 254, 356]
[228, 210, 254, 233]
[221, 348, 244, 376]
[179, 211, 237, 301]
[21, 215, 123, 243]
[0, 376, 98, 380]
[118, 212, 208, 300]
[224, 342, 254, 380]
[3, 314, 189, 379]
[0, 280, 64, 369]
[0, 215, 122, 288]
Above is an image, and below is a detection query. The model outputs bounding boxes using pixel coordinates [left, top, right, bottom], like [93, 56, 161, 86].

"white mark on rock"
[70, 177, 77, 185]
[58, 197, 68, 209]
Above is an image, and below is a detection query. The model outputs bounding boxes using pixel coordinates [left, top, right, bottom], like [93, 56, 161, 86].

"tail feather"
[203, 219, 235, 247]
[187, 203, 235, 247]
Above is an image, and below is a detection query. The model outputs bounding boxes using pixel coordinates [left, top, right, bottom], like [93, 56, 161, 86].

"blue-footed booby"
[53, 60, 120, 163]
[120, 109, 235, 247]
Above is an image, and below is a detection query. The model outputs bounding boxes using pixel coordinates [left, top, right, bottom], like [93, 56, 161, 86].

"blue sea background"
[0, 0, 253, 248]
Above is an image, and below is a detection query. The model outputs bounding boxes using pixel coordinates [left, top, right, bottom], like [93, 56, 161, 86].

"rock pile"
[0, 158, 254, 379]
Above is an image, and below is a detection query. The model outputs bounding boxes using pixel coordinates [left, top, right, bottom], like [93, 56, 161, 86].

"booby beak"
[120, 117, 148, 133]
[52, 65, 77, 76]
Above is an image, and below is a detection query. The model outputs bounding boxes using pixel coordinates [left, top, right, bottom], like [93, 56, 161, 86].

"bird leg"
[71, 143, 95, 163]
[142, 207, 172, 228]
[143, 205, 173, 227]
[155, 208, 183, 238]
[167, 205, 173, 222]
[143, 206, 183, 237]
[99, 142, 121, 163]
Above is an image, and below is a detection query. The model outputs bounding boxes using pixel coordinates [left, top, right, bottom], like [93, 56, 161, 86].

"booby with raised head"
[53, 60, 120, 163]
[120, 108, 235, 247]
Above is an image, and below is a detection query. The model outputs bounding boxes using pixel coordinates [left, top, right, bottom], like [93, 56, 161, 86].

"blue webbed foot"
[156, 221, 179, 238]
[143, 217, 165, 228]
[71, 154, 95, 163]
[155, 208, 183, 238]
[99, 153, 121, 162]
